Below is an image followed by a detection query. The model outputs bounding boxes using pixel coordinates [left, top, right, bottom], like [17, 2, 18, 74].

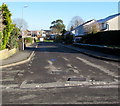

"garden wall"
[0, 48, 17, 60]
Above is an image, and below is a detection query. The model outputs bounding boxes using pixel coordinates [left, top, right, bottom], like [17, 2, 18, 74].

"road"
[1, 42, 119, 105]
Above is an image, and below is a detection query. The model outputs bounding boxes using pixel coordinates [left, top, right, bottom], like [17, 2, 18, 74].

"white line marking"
[76, 57, 119, 78]
[63, 57, 69, 61]
[46, 60, 60, 72]
[104, 61, 120, 68]
[48, 60, 53, 65]
[73, 69, 79, 73]
[67, 64, 72, 67]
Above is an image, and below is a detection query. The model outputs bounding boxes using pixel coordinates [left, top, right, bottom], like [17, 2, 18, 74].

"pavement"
[0, 42, 120, 69]
[0, 43, 37, 68]
[59, 43, 120, 62]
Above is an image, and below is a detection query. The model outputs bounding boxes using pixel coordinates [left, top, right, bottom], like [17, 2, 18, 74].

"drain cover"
[67, 77, 86, 81]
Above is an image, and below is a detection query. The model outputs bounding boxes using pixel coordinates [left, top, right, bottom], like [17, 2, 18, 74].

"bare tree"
[13, 18, 28, 30]
[67, 16, 84, 31]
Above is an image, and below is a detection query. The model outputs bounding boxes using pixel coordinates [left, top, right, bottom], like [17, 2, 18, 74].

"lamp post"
[21, 5, 28, 50]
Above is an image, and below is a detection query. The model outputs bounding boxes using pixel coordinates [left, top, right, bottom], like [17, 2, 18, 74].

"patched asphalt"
[1, 42, 119, 104]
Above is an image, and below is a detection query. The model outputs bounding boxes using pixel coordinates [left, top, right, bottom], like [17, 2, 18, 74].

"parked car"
[73, 37, 82, 43]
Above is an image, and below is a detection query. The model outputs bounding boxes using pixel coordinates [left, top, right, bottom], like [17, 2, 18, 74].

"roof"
[44, 30, 51, 32]
[97, 13, 120, 23]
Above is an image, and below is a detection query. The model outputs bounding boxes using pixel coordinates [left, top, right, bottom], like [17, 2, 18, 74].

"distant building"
[44, 30, 52, 36]
[49, 34, 57, 40]
[22, 29, 54, 40]
[22, 30, 30, 37]
[42, 30, 53, 39]
[41, 30, 46, 37]
[22, 30, 42, 38]
[31, 30, 41, 38]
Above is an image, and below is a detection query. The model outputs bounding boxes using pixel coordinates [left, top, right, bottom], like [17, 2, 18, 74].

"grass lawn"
[36, 40, 40, 42]
[44, 40, 54, 42]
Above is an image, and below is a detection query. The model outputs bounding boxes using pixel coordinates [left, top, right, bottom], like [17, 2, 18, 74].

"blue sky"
[0, 2, 118, 30]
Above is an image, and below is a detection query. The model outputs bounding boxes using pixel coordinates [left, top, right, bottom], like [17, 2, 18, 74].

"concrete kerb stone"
[58, 43, 120, 62]
[0, 45, 37, 69]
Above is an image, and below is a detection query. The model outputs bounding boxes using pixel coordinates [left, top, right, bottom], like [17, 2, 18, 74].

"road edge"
[58, 43, 120, 62]
[0, 46, 36, 69]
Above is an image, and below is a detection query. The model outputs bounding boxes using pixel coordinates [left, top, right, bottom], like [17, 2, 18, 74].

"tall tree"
[50, 19, 65, 34]
[1, 3, 14, 49]
[0, 6, 3, 50]
[0, 3, 20, 50]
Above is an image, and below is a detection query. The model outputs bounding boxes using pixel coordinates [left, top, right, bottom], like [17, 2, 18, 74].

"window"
[102, 23, 108, 30]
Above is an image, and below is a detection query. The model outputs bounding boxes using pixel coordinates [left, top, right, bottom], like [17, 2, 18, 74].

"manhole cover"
[67, 77, 86, 81]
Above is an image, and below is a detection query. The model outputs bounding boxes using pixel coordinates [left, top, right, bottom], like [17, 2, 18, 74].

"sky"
[0, 2, 119, 30]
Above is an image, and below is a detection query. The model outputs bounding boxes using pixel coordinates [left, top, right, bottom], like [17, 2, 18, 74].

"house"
[22, 30, 31, 37]
[97, 13, 120, 31]
[43, 30, 52, 37]
[64, 19, 96, 36]
[26, 30, 32, 36]
[42, 30, 53, 39]
[75, 19, 97, 36]
[41, 30, 46, 37]
[65, 13, 120, 38]
[22, 30, 53, 40]
[31, 30, 42, 38]
[48, 34, 57, 40]
[22, 30, 42, 41]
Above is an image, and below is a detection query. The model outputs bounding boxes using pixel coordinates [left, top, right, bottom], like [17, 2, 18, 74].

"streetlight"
[21, 5, 28, 50]
[21, 5, 28, 31]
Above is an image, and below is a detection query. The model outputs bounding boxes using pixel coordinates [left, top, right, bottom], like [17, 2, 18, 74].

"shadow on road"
[25, 42, 79, 54]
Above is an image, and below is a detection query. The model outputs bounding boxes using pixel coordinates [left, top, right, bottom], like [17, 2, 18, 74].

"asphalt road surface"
[1, 42, 120, 105]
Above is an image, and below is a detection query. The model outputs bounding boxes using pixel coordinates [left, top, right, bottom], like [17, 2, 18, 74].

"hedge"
[80, 30, 120, 45]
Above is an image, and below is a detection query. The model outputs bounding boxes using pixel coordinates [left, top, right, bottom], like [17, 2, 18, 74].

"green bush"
[64, 34, 74, 44]
[1, 4, 14, 49]
[25, 37, 33, 44]
[54, 35, 63, 43]
[7, 26, 20, 49]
